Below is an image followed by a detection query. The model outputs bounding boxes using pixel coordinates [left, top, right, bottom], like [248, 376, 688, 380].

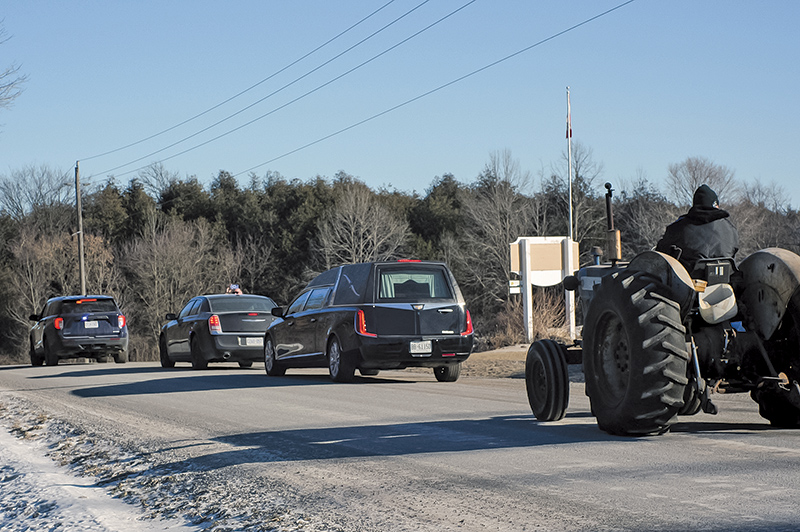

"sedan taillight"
[461, 310, 473, 336]
[54, 317, 64, 330]
[118, 315, 126, 328]
[209, 314, 222, 334]
[355, 310, 377, 337]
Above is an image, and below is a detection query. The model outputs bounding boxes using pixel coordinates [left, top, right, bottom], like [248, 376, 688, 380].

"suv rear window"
[378, 269, 453, 301]
[61, 299, 118, 313]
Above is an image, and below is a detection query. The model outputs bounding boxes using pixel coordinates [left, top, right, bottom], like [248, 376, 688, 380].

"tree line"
[1, 147, 798, 363]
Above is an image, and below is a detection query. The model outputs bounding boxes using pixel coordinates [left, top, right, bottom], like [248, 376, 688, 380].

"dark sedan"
[264, 260, 474, 382]
[160, 294, 277, 369]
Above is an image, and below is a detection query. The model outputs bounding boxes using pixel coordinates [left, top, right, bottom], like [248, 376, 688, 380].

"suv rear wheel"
[44, 337, 58, 366]
[30, 341, 44, 367]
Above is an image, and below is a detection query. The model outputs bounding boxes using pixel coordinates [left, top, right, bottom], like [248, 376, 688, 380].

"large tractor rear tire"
[583, 270, 690, 436]
[525, 340, 569, 421]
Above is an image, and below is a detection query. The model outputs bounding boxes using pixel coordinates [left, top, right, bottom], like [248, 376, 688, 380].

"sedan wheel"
[159, 336, 175, 368]
[328, 337, 355, 383]
[264, 337, 285, 376]
[190, 337, 208, 370]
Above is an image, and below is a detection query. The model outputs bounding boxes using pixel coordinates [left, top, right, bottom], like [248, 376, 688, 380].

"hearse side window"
[334, 263, 371, 305]
[304, 288, 330, 311]
[287, 291, 311, 315]
[378, 269, 453, 301]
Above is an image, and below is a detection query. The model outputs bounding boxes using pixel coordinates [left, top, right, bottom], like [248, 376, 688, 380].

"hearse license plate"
[243, 337, 263, 347]
[84, 321, 98, 329]
[409, 340, 432, 354]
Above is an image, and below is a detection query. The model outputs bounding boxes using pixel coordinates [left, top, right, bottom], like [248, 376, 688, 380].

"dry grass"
[476, 287, 568, 351]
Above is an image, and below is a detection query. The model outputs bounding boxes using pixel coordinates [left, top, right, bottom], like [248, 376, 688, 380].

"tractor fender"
[738, 248, 800, 341]
[626, 250, 696, 316]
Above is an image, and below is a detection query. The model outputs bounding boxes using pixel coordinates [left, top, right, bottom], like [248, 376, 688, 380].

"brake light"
[54, 317, 64, 330]
[461, 310, 473, 336]
[397, 259, 421, 262]
[118, 315, 126, 328]
[355, 310, 377, 337]
[209, 314, 222, 334]
[248, 313, 258, 316]
[76, 299, 97, 304]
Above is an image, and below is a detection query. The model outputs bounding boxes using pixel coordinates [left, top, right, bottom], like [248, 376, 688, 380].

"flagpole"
[566, 87, 573, 241]
[565, 87, 576, 340]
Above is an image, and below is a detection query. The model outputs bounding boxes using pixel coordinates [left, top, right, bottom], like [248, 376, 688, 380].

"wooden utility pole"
[75, 161, 86, 295]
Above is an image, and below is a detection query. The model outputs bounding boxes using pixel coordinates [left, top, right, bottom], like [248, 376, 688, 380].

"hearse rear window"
[378, 269, 452, 301]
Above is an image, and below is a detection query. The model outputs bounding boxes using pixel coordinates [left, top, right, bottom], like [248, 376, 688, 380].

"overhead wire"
[95, 0, 440, 177]
[80, 0, 398, 162]
[232, 0, 637, 177]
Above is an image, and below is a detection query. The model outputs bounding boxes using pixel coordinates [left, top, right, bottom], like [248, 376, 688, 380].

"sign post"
[510, 236, 579, 343]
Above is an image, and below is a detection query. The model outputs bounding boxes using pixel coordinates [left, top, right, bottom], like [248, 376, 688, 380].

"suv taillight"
[461, 310, 473, 336]
[118, 315, 126, 328]
[54, 317, 64, 330]
[209, 314, 222, 334]
[355, 310, 377, 337]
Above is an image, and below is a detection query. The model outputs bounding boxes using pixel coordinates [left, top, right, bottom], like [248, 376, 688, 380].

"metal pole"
[519, 239, 533, 343]
[75, 161, 86, 296]
[565, 88, 576, 340]
[566, 87, 573, 241]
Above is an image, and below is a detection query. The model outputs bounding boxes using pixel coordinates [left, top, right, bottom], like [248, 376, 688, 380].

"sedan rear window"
[62, 299, 118, 313]
[209, 296, 276, 313]
[378, 269, 453, 301]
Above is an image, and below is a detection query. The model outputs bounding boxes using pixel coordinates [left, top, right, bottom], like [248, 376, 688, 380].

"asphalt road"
[1, 362, 799, 531]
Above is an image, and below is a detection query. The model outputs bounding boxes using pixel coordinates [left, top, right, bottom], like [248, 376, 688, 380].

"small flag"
[566, 91, 572, 139]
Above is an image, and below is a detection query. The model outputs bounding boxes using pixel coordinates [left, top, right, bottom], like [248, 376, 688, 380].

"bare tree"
[666, 156, 737, 206]
[5, 228, 123, 356]
[317, 181, 408, 269]
[614, 177, 681, 258]
[0, 24, 27, 114]
[445, 150, 540, 313]
[234, 232, 274, 294]
[729, 180, 798, 257]
[137, 162, 180, 199]
[0, 165, 72, 229]
[120, 213, 241, 358]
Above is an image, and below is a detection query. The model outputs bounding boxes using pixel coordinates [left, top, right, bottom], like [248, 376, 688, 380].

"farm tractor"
[525, 183, 800, 436]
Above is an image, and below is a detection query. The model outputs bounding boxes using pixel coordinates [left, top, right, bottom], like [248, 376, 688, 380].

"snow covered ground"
[0, 419, 193, 531]
[0, 398, 195, 531]
[0, 395, 343, 532]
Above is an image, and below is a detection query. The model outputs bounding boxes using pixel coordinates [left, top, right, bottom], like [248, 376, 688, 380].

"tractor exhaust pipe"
[604, 182, 622, 264]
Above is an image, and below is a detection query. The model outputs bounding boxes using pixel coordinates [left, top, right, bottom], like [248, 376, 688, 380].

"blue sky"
[2, 1, 799, 206]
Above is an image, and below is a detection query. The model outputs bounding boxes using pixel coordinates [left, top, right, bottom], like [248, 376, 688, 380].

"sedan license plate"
[409, 340, 432, 354]
[242, 337, 263, 347]
[83, 320, 99, 329]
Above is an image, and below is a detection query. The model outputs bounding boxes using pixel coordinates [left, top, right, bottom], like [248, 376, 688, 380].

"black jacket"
[655, 206, 739, 276]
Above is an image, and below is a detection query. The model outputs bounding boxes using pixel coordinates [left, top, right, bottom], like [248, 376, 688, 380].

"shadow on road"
[160, 414, 618, 471]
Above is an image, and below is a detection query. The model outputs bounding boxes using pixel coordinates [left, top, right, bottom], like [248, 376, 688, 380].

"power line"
[80, 0, 397, 162]
[233, 0, 638, 177]
[95, 0, 437, 177]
